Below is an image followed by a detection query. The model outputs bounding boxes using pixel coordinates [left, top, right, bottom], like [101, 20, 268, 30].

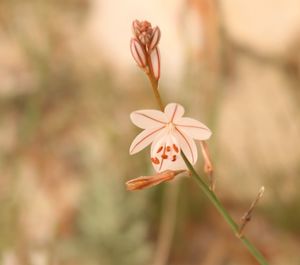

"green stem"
[147, 77, 268, 264]
[182, 153, 269, 265]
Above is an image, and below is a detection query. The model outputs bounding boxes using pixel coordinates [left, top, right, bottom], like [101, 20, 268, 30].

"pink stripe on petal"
[174, 127, 198, 165]
[175, 117, 212, 140]
[130, 110, 167, 129]
[129, 126, 165, 155]
[164, 103, 185, 122]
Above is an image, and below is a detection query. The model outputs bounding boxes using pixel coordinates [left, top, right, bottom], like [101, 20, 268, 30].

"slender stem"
[182, 153, 268, 265]
[147, 75, 164, 111]
[148, 78, 269, 265]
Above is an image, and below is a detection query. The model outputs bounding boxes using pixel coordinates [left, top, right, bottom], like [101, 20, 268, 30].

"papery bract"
[126, 169, 185, 191]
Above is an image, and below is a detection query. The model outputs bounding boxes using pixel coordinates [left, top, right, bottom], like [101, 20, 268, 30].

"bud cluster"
[130, 20, 161, 80]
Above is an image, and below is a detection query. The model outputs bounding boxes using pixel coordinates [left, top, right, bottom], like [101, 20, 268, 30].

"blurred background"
[1, 0, 300, 264]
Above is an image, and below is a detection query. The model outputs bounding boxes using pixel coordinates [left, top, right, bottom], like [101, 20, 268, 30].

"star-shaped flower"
[129, 103, 212, 172]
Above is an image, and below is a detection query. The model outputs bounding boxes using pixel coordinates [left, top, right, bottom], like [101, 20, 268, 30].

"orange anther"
[173, 144, 179, 153]
[151, 157, 160, 164]
[161, 154, 168, 159]
[156, 146, 163, 153]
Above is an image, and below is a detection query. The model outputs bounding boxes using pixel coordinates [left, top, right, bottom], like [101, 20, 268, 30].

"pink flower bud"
[149, 47, 160, 80]
[130, 38, 147, 68]
[132, 20, 153, 46]
[148, 26, 161, 51]
[132, 20, 141, 38]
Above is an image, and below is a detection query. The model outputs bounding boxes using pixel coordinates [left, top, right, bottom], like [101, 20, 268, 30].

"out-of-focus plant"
[75, 172, 152, 265]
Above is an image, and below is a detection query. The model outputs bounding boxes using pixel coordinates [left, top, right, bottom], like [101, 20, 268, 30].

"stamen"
[151, 157, 160, 164]
[161, 154, 168, 159]
[166, 146, 171, 152]
[173, 144, 179, 153]
[156, 146, 163, 153]
[172, 155, 177, 162]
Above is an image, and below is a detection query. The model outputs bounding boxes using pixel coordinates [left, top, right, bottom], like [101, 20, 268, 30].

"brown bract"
[126, 169, 185, 191]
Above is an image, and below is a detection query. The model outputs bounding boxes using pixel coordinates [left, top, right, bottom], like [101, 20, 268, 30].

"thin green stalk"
[182, 154, 268, 265]
[148, 78, 269, 265]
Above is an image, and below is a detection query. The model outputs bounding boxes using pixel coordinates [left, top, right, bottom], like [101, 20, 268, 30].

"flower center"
[151, 127, 180, 170]
[166, 122, 175, 134]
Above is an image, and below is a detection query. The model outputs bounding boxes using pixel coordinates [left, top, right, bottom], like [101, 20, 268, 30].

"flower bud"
[148, 26, 161, 51]
[132, 20, 153, 46]
[130, 38, 147, 68]
[132, 20, 141, 37]
[149, 47, 160, 80]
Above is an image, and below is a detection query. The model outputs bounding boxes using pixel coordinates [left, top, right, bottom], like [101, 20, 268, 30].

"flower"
[129, 103, 212, 172]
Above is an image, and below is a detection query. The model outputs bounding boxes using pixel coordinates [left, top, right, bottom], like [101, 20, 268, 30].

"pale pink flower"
[129, 103, 212, 172]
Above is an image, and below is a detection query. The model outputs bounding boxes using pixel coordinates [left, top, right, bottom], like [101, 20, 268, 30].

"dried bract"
[126, 170, 185, 191]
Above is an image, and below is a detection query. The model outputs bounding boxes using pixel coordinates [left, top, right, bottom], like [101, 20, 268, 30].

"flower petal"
[164, 103, 185, 122]
[150, 133, 187, 172]
[129, 126, 165, 155]
[130, 110, 167, 129]
[173, 127, 198, 165]
[156, 155, 187, 172]
[175, 117, 212, 140]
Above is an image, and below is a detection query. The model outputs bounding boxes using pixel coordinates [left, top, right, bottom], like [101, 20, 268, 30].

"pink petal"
[153, 155, 187, 172]
[173, 128, 198, 165]
[164, 103, 185, 122]
[130, 110, 167, 129]
[149, 26, 161, 51]
[150, 133, 187, 172]
[149, 47, 160, 80]
[129, 126, 165, 155]
[175, 117, 212, 140]
[130, 38, 147, 68]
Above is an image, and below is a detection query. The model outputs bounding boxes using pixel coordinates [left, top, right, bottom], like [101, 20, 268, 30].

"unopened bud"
[148, 26, 161, 51]
[132, 20, 153, 46]
[132, 20, 141, 37]
[149, 47, 160, 80]
[130, 38, 147, 68]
